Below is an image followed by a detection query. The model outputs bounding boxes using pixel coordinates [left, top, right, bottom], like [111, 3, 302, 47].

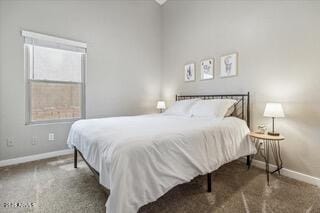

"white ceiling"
[155, 0, 168, 6]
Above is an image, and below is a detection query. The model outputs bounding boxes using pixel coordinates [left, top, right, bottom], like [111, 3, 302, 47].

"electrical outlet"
[31, 136, 38, 145]
[48, 133, 55, 141]
[6, 138, 14, 147]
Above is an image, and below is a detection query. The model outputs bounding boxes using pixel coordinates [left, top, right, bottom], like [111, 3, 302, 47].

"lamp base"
[268, 132, 280, 136]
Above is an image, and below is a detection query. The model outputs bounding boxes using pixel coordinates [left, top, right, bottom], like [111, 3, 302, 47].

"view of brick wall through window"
[31, 82, 81, 121]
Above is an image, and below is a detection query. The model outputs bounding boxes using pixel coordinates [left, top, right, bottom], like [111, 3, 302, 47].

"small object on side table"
[249, 132, 285, 186]
[257, 124, 267, 134]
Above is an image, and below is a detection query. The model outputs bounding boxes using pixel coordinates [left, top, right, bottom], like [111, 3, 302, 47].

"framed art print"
[184, 63, 195, 82]
[200, 58, 214, 80]
[220, 53, 238, 78]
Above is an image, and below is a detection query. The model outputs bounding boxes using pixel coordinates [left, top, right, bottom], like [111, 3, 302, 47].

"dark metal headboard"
[176, 92, 250, 128]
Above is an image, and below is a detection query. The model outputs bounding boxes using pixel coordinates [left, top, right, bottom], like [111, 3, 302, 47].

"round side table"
[249, 132, 285, 185]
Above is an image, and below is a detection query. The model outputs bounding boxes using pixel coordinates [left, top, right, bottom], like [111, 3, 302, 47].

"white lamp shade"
[156, 101, 166, 109]
[264, 103, 285, 118]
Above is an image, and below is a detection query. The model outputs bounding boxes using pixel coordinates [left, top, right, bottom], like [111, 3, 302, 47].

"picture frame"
[220, 53, 238, 78]
[200, 58, 214, 80]
[184, 63, 195, 82]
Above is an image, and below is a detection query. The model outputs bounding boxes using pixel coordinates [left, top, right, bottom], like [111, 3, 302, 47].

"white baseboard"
[0, 149, 73, 168]
[247, 158, 320, 188]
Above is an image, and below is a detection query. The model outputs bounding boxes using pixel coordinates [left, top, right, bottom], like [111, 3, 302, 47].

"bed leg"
[207, 173, 212, 192]
[246, 155, 251, 169]
[74, 147, 78, 168]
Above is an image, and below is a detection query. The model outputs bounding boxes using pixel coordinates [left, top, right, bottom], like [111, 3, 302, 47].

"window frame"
[23, 31, 86, 125]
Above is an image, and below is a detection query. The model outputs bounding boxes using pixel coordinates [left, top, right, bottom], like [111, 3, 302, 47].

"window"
[23, 31, 87, 124]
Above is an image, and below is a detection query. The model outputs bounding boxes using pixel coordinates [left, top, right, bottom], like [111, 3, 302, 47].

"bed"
[67, 93, 256, 213]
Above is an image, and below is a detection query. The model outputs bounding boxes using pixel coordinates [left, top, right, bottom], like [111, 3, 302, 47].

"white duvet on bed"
[67, 114, 256, 213]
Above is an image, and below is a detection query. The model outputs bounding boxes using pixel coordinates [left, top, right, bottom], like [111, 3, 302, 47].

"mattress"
[67, 114, 256, 213]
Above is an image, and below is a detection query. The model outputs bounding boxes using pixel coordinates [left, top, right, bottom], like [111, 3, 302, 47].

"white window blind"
[32, 46, 82, 82]
[23, 30, 87, 124]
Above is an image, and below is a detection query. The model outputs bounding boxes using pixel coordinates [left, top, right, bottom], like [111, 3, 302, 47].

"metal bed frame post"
[207, 173, 212, 192]
[246, 92, 251, 169]
[74, 147, 77, 168]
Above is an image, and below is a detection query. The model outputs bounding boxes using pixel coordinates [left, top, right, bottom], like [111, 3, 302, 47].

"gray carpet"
[0, 155, 319, 213]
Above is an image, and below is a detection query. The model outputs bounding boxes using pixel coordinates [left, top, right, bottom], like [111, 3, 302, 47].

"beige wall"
[161, 1, 320, 178]
[0, 0, 162, 160]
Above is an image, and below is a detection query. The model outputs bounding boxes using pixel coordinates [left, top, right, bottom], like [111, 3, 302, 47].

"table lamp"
[264, 103, 285, 136]
[157, 101, 166, 113]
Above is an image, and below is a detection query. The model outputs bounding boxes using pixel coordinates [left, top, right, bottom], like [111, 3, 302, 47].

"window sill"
[25, 118, 83, 126]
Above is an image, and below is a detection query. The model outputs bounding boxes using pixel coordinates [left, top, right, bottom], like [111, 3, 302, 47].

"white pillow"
[163, 99, 199, 116]
[190, 99, 237, 118]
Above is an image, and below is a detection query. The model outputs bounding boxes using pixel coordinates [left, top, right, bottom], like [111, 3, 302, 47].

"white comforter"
[67, 114, 256, 213]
